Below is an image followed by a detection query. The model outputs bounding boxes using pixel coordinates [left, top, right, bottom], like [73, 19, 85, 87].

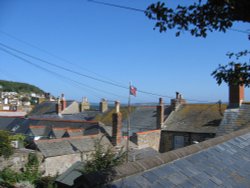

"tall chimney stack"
[112, 101, 122, 146]
[60, 94, 67, 111]
[229, 64, 244, 108]
[56, 97, 61, 114]
[80, 97, 90, 112]
[171, 92, 186, 111]
[157, 98, 164, 129]
[99, 98, 108, 113]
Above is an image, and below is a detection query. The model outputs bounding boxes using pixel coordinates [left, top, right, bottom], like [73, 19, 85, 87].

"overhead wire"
[0, 42, 129, 90]
[0, 30, 125, 87]
[0, 42, 176, 100]
[87, 0, 250, 37]
[87, 0, 145, 12]
[0, 41, 214, 103]
[0, 46, 128, 100]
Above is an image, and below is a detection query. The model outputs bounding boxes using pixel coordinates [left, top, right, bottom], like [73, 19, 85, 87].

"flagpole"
[126, 81, 131, 162]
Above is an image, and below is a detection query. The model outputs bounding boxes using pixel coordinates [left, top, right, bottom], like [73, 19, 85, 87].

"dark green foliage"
[0, 168, 21, 187]
[0, 80, 45, 94]
[0, 153, 42, 187]
[35, 176, 58, 188]
[145, 0, 250, 37]
[84, 138, 126, 174]
[211, 50, 250, 87]
[23, 153, 41, 184]
[0, 130, 14, 159]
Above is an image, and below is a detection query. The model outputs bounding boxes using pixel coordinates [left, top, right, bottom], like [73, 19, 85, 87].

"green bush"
[84, 138, 126, 174]
[0, 130, 14, 159]
[0, 153, 42, 187]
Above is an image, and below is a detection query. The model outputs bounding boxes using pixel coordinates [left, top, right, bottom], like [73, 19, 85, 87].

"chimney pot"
[115, 101, 120, 113]
[157, 98, 164, 129]
[112, 101, 122, 146]
[176, 92, 179, 99]
[159, 97, 163, 105]
[99, 99, 108, 113]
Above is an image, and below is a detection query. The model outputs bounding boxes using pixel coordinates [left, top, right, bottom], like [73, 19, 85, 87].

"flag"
[130, 85, 137, 96]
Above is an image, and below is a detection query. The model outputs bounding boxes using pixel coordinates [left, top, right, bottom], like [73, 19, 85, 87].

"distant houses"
[1, 80, 250, 185]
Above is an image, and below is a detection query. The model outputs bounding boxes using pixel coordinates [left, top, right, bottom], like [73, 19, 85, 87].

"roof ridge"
[28, 117, 98, 123]
[105, 127, 250, 182]
[35, 134, 99, 143]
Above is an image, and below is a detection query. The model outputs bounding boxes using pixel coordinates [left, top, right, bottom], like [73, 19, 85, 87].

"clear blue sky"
[0, 0, 249, 104]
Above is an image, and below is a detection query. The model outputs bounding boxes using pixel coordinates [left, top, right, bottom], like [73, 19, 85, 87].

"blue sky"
[0, 0, 249, 104]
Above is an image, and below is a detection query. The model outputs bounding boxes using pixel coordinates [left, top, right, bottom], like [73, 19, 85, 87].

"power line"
[87, 0, 145, 12]
[0, 42, 129, 90]
[0, 42, 214, 103]
[0, 30, 125, 87]
[88, 1, 250, 37]
[0, 47, 128, 100]
[0, 42, 174, 100]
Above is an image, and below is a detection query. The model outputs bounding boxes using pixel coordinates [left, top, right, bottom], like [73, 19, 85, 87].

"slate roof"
[29, 125, 51, 137]
[29, 111, 101, 121]
[56, 161, 85, 187]
[0, 111, 26, 117]
[0, 116, 23, 131]
[76, 127, 250, 188]
[35, 134, 112, 157]
[217, 102, 250, 136]
[122, 106, 171, 135]
[29, 100, 75, 115]
[52, 127, 68, 138]
[14, 118, 99, 136]
[35, 139, 77, 157]
[163, 103, 227, 133]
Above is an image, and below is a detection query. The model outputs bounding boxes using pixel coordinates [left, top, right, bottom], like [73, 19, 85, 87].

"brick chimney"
[171, 92, 186, 111]
[229, 64, 244, 108]
[80, 97, 90, 112]
[156, 98, 164, 129]
[99, 98, 108, 113]
[60, 94, 67, 111]
[56, 97, 61, 114]
[112, 101, 122, 146]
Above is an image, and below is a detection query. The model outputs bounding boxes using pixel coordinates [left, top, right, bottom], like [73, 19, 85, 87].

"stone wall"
[0, 149, 93, 177]
[160, 131, 215, 153]
[0, 149, 43, 172]
[132, 130, 161, 151]
[42, 154, 81, 176]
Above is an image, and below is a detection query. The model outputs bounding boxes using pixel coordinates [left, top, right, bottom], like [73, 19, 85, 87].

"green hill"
[0, 80, 45, 94]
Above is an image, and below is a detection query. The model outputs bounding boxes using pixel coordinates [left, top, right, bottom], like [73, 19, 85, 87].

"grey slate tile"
[142, 171, 160, 183]
[151, 165, 175, 178]
[197, 180, 218, 188]
[209, 176, 223, 185]
[179, 180, 196, 188]
[193, 172, 211, 184]
[167, 172, 188, 185]
[156, 178, 176, 188]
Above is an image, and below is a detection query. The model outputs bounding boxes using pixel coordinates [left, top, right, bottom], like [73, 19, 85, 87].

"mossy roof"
[163, 103, 227, 133]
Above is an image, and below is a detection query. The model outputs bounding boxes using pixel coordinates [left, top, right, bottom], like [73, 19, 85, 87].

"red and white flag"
[130, 85, 137, 96]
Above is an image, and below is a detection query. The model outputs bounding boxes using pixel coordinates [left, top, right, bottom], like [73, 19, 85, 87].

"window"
[173, 135, 184, 149]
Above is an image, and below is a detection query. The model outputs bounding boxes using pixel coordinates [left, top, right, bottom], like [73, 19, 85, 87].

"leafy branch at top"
[145, 0, 250, 37]
[211, 50, 250, 87]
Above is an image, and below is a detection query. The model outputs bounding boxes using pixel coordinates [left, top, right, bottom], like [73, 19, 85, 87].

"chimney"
[56, 97, 61, 114]
[112, 101, 122, 146]
[156, 98, 164, 129]
[80, 97, 90, 112]
[171, 92, 186, 111]
[60, 94, 67, 111]
[229, 64, 244, 108]
[99, 98, 108, 113]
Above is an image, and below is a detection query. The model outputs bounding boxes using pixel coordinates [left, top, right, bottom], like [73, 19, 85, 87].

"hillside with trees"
[0, 80, 45, 94]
